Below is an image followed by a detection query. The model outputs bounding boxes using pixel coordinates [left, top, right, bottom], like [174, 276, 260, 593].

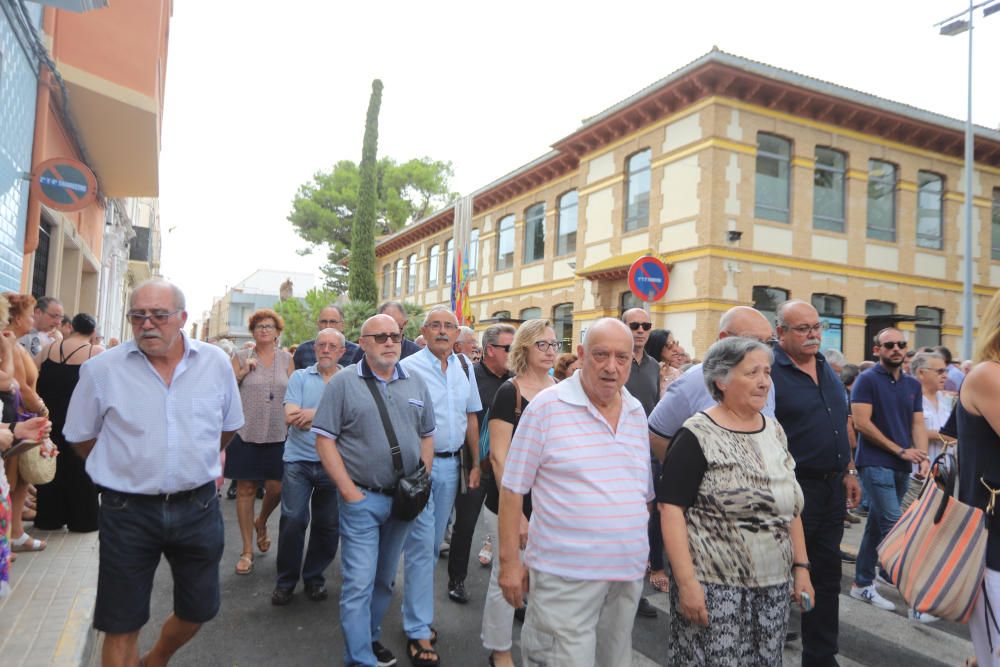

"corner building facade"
[375, 51, 1000, 362]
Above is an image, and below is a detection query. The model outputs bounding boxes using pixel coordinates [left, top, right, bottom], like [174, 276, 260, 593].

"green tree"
[349, 79, 383, 303]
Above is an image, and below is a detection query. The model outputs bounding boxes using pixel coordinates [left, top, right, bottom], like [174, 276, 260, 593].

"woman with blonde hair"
[958, 290, 1000, 666]
[481, 319, 558, 667]
[225, 308, 294, 575]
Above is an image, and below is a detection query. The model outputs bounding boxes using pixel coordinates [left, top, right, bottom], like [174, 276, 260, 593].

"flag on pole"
[451, 195, 474, 326]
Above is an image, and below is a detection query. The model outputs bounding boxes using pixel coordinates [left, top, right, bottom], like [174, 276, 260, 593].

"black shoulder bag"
[363, 377, 432, 521]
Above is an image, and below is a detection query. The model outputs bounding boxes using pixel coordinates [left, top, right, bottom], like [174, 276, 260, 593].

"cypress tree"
[348, 79, 383, 304]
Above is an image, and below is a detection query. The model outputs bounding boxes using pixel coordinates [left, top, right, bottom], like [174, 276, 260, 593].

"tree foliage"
[350, 79, 383, 303]
[272, 288, 424, 348]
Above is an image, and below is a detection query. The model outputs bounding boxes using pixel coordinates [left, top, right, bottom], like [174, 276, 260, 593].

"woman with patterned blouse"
[658, 337, 813, 666]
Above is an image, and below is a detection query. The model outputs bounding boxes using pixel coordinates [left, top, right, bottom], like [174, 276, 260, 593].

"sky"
[157, 0, 1000, 321]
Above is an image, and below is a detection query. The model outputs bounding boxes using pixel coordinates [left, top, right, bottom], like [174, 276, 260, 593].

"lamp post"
[936, 0, 998, 360]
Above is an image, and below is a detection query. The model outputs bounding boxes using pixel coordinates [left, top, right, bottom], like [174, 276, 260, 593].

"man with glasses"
[448, 323, 516, 603]
[64, 279, 244, 667]
[772, 301, 860, 665]
[272, 328, 347, 606]
[293, 305, 359, 370]
[312, 314, 435, 667]
[849, 328, 930, 616]
[348, 301, 420, 364]
[398, 305, 482, 664]
[20, 295, 64, 359]
[621, 307, 661, 619]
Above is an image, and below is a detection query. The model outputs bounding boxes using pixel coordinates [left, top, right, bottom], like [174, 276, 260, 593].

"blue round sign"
[627, 256, 670, 302]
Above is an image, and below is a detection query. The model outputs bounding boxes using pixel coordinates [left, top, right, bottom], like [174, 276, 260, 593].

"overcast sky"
[157, 0, 1000, 320]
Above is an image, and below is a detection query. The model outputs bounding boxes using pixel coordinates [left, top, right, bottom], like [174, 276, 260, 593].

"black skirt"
[223, 435, 284, 481]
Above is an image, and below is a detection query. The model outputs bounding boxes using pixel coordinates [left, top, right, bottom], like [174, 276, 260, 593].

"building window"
[445, 238, 455, 285]
[992, 188, 1000, 260]
[755, 133, 791, 223]
[519, 307, 541, 320]
[407, 253, 417, 293]
[468, 229, 479, 277]
[557, 190, 578, 255]
[492, 310, 511, 319]
[624, 149, 651, 232]
[427, 244, 439, 288]
[917, 171, 944, 249]
[382, 264, 391, 296]
[752, 286, 789, 330]
[811, 293, 844, 352]
[496, 214, 515, 271]
[31, 219, 52, 299]
[394, 259, 403, 296]
[813, 147, 846, 232]
[523, 203, 546, 264]
[620, 291, 642, 315]
[867, 160, 897, 241]
[865, 300, 896, 317]
[552, 303, 574, 352]
[915, 306, 943, 348]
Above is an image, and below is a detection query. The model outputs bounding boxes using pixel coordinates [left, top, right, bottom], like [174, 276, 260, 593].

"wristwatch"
[792, 562, 812, 572]
[847, 468, 858, 477]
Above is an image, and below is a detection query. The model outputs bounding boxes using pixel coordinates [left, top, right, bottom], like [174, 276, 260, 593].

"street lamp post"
[937, 0, 998, 360]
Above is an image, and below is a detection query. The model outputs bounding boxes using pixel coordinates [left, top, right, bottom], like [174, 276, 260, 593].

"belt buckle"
[163, 491, 174, 502]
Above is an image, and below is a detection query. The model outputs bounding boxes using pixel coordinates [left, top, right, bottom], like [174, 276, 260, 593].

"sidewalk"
[0, 529, 100, 667]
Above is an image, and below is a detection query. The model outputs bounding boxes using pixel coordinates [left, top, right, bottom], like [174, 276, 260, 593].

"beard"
[880, 355, 903, 368]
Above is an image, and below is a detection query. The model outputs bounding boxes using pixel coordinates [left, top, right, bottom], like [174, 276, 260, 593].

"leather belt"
[100, 481, 214, 503]
[434, 449, 462, 458]
[353, 481, 395, 496]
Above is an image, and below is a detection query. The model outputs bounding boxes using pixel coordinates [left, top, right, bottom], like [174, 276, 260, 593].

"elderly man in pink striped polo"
[498, 317, 654, 666]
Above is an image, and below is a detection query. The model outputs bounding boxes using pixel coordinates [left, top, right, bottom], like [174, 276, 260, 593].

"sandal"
[255, 518, 271, 553]
[406, 638, 439, 666]
[478, 537, 493, 566]
[11, 532, 46, 552]
[649, 570, 669, 593]
[235, 553, 254, 575]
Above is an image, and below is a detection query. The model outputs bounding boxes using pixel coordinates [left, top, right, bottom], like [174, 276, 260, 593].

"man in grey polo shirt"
[312, 314, 435, 667]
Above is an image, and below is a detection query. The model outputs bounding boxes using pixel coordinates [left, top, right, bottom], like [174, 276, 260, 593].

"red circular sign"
[628, 256, 670, 302]
[30, 157, 97, 212]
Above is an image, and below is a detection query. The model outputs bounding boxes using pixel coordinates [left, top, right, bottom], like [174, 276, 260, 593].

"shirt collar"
[772, 345, 827, 367]
[477, 361, 510, 380]
[356, 354, 406, 381]
[125, 331, 196, 359]
[556, 370, 644, 414]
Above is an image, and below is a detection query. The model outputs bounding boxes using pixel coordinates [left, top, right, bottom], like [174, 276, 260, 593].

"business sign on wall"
[30, 158, 97, 212]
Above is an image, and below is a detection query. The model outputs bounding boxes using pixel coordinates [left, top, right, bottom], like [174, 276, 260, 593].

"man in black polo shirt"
[622, 307, 659, 619]
[447, 324, 515, 603]
[772, 301, 860, 667]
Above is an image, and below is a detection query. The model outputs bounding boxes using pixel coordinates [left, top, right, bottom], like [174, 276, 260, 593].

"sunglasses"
[362, 332, 402, 344]
[488, 343, 511, 352]
[128, 310, 179, 325]
[881, 341, 907, 350]
[628, 322, 652, 331]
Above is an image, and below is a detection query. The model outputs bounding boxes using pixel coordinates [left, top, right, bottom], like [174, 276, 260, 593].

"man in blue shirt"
[850, 327, 930, 619]
[772, 301, 859, 666]
[272, 328, 346, 606]
[398, 306, 482, 665]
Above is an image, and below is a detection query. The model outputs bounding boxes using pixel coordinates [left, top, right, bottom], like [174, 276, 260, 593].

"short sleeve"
[63, 361, 103, 443]
[490, 381, 518, 425]
[419, 378, 437, 437]
[311, 373, 347, 440]
[502, 395, 547, 495]
[656, 427, 707, 508]
[284, 370, 304, 407]
[220, 355, 245, 431]
[648, 373, 693, 438]
[463, 356, 483, 414]
[851, 371, 875, 405]
[911, 380, 923, 413]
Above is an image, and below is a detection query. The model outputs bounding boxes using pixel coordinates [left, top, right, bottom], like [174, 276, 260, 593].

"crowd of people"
[4, 277, 999, 667]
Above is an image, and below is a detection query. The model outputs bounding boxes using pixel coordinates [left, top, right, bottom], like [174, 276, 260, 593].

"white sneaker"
[850, 584, 896, 611]
[908, 609, 939, 624]
[876, 572, 896, 588]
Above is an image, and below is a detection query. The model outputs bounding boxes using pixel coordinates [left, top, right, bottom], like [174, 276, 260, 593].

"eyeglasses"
[787, 322, 830, 335]
[426, 321, 457, 331]
[255, 324, 276, 331]
[921, 368, 947, 376]
[318, 319, 342, 326]
[881, 341, 907, 350]
[128, 310, 179, 325]
[534, 340, 561, 352]
[627, 322, 652, 331]
[362, 332, 402, 344]
[315, 342, 342, 350]
[488, 343, 511, 352]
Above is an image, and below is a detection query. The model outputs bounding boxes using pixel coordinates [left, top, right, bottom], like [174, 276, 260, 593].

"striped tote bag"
[878, 459, 987, 623]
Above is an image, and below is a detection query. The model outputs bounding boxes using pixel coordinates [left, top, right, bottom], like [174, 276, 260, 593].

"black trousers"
[798, 475, 846, 667]
[447, 483, 486, 583]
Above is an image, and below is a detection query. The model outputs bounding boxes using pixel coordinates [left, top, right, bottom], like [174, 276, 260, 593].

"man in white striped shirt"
[498, 318, 654, 666]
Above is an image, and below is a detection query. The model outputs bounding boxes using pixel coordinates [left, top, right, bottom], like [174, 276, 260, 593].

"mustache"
[434, 335, 449, 342]
[802, 339, 820, 347]
[140, 332, 162, 340]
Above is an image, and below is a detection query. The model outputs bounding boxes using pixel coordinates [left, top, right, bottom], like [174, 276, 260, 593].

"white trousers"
[521, 568, 642, 667]
[971, 568, 1000, 667]
[480, 507, 523, 651]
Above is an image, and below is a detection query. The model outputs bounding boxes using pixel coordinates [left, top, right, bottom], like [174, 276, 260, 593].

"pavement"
[0, 493, 977, 666]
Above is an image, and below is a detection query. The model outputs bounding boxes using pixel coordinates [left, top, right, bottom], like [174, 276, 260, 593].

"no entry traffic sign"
[30, 158, 97, 212]
[628, 255, 670, 302]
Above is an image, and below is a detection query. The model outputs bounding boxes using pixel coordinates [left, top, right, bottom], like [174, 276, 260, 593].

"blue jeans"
[276, 460, 340, 590]
[339, 489, 412, 667]
[855, 466, 909, 587]
[402, 455, 461, 639]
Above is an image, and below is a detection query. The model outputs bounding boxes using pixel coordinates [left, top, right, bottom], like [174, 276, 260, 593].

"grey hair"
[910, 351, 945, 375]
[316, 328, 346, 346]
[129, 278, 186, 311]
[457, 326, 477, 342]
[702, 337, 773, 403]
[422, 304, 457, 326]
[322, 304, 345, 319]
[378, 301, 405, 315]
[482, 324, 516, 347]
[823, 348, 846, 368]
[775, 300, 811, 328]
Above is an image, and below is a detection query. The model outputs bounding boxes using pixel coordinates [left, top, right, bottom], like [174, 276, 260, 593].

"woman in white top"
[911, 351, 955, 466]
